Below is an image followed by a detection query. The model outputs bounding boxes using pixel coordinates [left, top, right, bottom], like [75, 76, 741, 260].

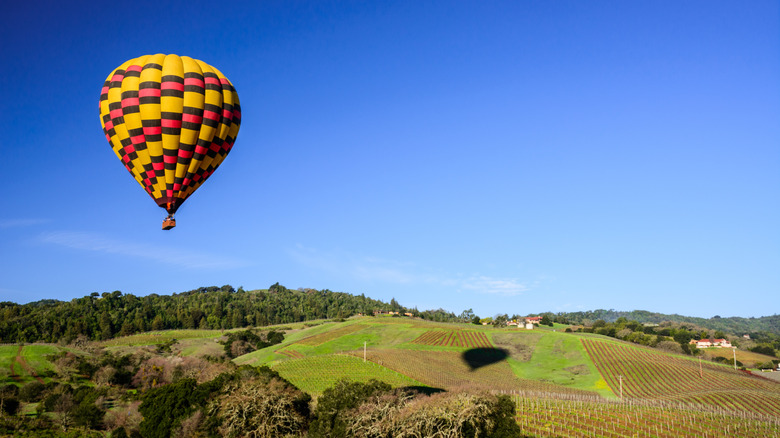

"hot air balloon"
[99, 54, 241, 230]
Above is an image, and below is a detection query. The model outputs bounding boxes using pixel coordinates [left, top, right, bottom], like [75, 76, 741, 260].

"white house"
[690, 338, 732, 349]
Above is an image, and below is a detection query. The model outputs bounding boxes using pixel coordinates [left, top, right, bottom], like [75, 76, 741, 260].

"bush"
[0, 386, 20, 415]
[139, 379, 199, 438]
[309, 379, 392, 437]
[749, 345, 777, 357]
[18, 382, 46, 402]
[209, 377, 310, 438]
[345, 391, 522, 438]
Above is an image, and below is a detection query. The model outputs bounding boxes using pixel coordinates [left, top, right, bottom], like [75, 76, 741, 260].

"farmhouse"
[689, 338, 732, 349]
[525, 316, 542, 325]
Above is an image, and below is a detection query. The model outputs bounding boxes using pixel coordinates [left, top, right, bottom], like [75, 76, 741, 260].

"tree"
[309, 379, 391, 437]
[210, 378, 310, 438]
[459, 309, 475, 322]
[540, 314, 553, 326]
[492, 314, 508, 327]
[99, 311, 113, 340]
[139, 379, 199, 438]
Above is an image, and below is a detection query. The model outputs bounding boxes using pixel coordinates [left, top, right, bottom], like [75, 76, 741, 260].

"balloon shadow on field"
[400, 386, 446, 396]
[462, 348, 509, 371]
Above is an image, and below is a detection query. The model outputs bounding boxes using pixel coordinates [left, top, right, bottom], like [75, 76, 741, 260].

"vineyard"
[271, 354, 421, 395]
[351, 348, 597, 396]
[411, 330, 491, 348]
[295, 323, 366, 346]
[277, 349, 305, 359]
[512, 393, 780, 438]
[582, 338, 780, 417]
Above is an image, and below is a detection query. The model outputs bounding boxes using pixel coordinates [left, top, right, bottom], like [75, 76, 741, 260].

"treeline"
[574, 317, 780, 361]
[575, 317, 712, 355]
[0, 284, 408, 344]
[552, 309, 780, 336]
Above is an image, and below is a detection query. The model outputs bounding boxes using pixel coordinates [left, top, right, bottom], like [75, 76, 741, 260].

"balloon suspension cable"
[162, 214, 176, 231]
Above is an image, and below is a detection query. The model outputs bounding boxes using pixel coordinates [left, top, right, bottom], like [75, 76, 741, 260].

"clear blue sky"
[1, 1, 778, 319]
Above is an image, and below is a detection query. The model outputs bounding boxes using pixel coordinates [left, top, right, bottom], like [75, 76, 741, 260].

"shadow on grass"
[462, 348, 509, 371]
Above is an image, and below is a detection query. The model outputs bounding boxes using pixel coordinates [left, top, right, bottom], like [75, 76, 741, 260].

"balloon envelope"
[99, 54, 241, 215]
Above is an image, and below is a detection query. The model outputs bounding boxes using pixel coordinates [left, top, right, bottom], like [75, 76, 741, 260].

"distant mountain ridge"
[553, 309, 780, 336]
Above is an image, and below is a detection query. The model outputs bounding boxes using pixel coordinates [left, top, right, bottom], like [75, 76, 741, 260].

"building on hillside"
[525, 316, 542, 325]
[506, 321, 519, 327]
[743, 334, 751, 339]
[525, 323, 535, 330]
[690, 338, 732, 349]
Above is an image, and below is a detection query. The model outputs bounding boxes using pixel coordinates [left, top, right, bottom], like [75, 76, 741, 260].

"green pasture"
[99, 329, 227, 347]
[0, 344, 62, 385]
[21, 345, 58, 374]
[504, 331, 614, 398]
[272, 354, 423, 396]
[0, 345, 18, 378]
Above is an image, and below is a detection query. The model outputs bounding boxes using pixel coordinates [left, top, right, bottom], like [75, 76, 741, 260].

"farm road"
[13, 345, 45, 384]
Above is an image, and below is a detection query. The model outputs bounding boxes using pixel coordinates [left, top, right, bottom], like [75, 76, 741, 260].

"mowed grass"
[0, 345, 19, 379]
[353, 349, 597, 397]
[272, 354, 422, 396]
[20, 345, 59, 374]
[175, 337, 225, 358]
[99, 329, 226, 347]
[504, 332, 612, 398]
[0, 344, 62, 384]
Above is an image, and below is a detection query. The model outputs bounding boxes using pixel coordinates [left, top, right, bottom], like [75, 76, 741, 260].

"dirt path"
[9, 346, 21, 383]
[14, 345, 45, 385]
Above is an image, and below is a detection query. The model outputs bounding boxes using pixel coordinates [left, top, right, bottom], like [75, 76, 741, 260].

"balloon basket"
[162, 218, 176, 230]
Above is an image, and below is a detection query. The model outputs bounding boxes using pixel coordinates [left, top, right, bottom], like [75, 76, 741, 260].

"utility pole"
[699, 356, 703, 378]
[732, 347, 737, 370]
[364, 341, 367, 362]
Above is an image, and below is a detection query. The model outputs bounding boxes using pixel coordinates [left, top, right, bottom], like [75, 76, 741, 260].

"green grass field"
[0, 344, 63, 385]
[20, 345, 58, 374]
[504, 331, 613, 398]
[0, 345, 18, 379]
[99, 329, 225, 347]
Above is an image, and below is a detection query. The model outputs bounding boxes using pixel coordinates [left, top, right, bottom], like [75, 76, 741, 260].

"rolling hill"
[3, 315, 779, 437]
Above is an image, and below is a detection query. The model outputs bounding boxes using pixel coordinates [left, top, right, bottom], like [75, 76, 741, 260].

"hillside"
[2, 315, 780, 437]
[0, 284, 412, 344]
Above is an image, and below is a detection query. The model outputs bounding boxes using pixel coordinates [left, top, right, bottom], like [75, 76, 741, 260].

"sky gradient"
[1, 1, 778, 319]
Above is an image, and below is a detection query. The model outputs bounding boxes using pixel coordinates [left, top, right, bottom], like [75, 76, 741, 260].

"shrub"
[309, 379, 391, 437]
[346, 391, 522, 438]
[18, 382, 46, 402]
[209, 377, 310, 438]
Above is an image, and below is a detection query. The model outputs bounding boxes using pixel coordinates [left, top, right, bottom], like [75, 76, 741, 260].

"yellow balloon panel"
[99, 54, 241, 214]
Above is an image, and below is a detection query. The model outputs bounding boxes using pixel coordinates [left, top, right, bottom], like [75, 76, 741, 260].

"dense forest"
[0, 284, 460, 344]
